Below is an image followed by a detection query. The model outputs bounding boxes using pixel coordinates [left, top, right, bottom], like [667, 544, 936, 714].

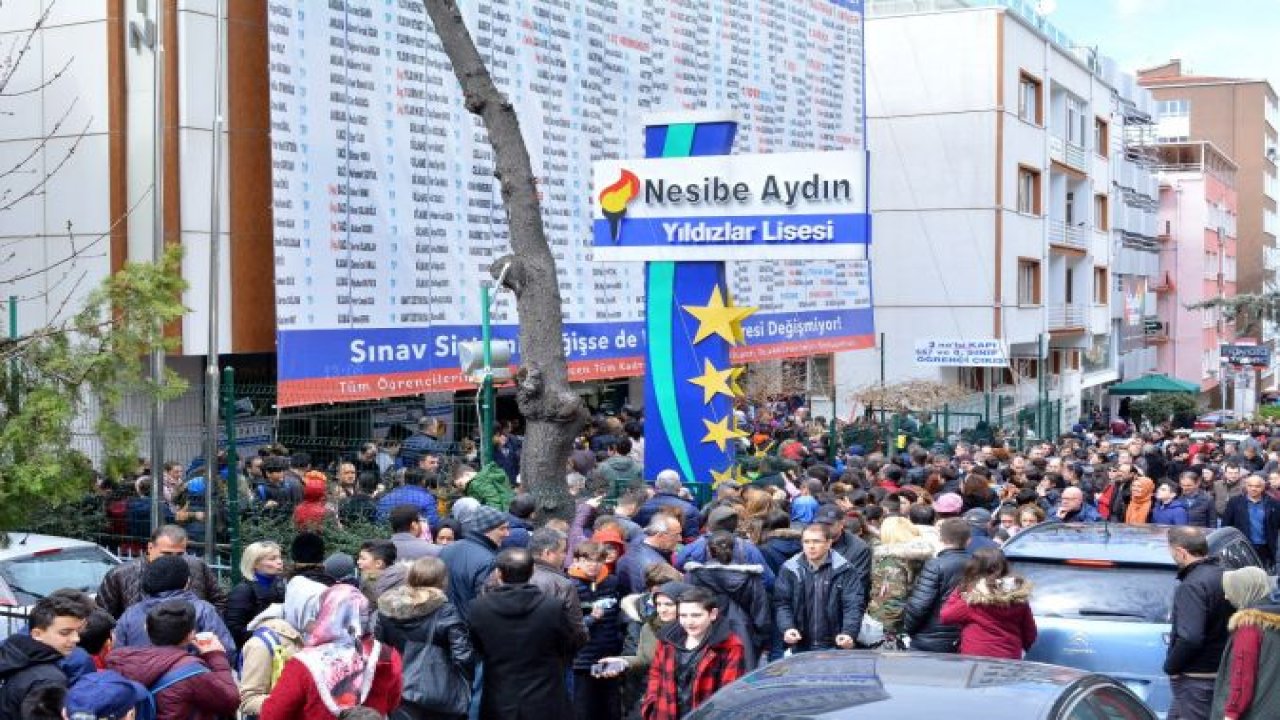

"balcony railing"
[1050, 135, 1089, 172]
[1049, 303, 1087, 329]
[1048, 219, 1088, 249]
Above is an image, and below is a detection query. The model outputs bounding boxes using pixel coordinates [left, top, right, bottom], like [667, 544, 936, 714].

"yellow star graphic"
[701, 416, 747, 452]
[710, 466, 737, 488]
[728, 366, 747, 397]
[688, 358, 738, 404]
[682, 285, 758, 346]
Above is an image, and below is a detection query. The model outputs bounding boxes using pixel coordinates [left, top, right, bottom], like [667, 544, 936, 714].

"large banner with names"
[267, 0, 872, 407]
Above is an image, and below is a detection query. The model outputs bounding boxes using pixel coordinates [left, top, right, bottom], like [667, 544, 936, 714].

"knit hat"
[452, 497, 482, 524]
[706, 506, 739, 533]
[63, 670, 149, 720]
[323, 552, 356, 583]
[963, 508, 992, 529]
[1224, 566, 1274, 609]
[654, 580, 693, 604]
[291, 531, 326, 566]
[142, 554, 190, 595]
[465, 504, 509, 534]
[934, 493, 963, 514]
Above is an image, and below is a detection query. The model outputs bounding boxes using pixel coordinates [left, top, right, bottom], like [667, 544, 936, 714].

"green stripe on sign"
[646, 261, 695, 484]
[661, 124, 696, 158]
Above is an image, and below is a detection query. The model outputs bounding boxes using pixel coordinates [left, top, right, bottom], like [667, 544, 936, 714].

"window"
[1094, 194, 1109, 231]
[1066, 191, 1076, 224]
[1093, 267, 1108, 304]
[1068, 685, 1165, 720]
[1017, 166, 1041, 215]
[1017, 258, 1041, 305]
[1094, 117, 1109, 157]
[1065, 267, 1075, 304]
[1158, 99, 1190, 117]
[1066, 96, 1087, 147]
[1018, 72, 1042, 125]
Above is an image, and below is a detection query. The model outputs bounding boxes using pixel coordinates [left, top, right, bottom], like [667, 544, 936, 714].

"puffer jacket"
[758, 528, 803, 576]
[0, 634, 66, 720]
[685, 562, 770, 666]
[599, 454, 645, 499]
[773, 551, 867, 650]
[114, 589, 237, 660]
[439, 532, 500, 622]
[97, 554, 229, 618]
[106, 645, 240, 720]
[868, 539, 936, 633]
[903, 548, 970, 652]
[226, 576, 286, 648]
[940, 576, 1037, 660]
[1210, 603, 1280, 720]
[569, 567, 624, 671]
[238, 613, 304, 717]
[375, 585, 475, 717]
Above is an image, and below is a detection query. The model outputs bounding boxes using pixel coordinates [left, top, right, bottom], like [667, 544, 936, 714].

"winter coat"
[238, 614, 304, 717]
[0, 634, 67, 719]
[438, 532, 500, 622]
[106, 645, 240, 720]
[600, 455, 645, 499]
[502, 515, 532, 549]
[293, 474, 332, 530]
[466, 463, 515, 511]
[114, 589, 237, 659]
[258, 641, 403, 720]
[903, 547, 971, 652]
[831, 530, 875, 607]
[940, 576, 1037, 659]
[570, 568, 624, 670]
[676, 536, 776, 589]
[641, 618, 746, 720]
[868, 539, 936, 634]
[1216, 480, 1245, 519]
[1211, 603, 1280, 720]
[376, 484, 441, 529]
[617, 593, 662, 674]
[226, 576, 286, 648]
[759, 528, 803, 576]
[468, 583, 584, 720]
[617, 540, 674, 595]
[1183, 490, 1217, 528]
[1152, 497, 1190, 526]
[634, 493, 702, 544]
[390, 532, 442, 562]
[493, 444, 521, 485]
[773, 551, 867, 650]
[685, 562, 770, 666]
[530, 560, 589, 646]
[375, 585, 476, 718]
[1165, 556, 1233, 676]
[1224, 495, 1280, 559]
[97, 554, 229, 618]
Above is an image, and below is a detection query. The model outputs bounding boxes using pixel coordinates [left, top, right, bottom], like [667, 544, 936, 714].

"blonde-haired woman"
[867, 516, 935, 647]
[226, 540, 286, 648]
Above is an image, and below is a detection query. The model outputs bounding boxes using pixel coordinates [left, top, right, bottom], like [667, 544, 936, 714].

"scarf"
[1125, 477, 1154, 525]
[292, 583, 381, 714]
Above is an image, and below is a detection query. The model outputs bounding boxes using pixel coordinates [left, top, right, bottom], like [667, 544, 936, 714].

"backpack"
[238, 626, 289, 687]
[136, 661, 209, 720]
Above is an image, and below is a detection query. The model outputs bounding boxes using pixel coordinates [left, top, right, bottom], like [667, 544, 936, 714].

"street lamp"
[459, 264, 515, 466]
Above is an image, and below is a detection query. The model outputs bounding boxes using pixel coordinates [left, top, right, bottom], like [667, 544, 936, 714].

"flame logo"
[598, 169, 639, 244]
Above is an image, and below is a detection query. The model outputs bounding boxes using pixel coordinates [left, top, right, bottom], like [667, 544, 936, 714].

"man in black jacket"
[1178, 471, 1216, 528]
[903, 518, 971, 652]
[1164, 526, 1232, 720]
[0, 595, 92, 718]
[1222, 475, 1280, 570]
[773, 524, 866, 652]
[95, 524, 228, 618]
[815, 504, 873, 607]
[469, 547, 585, 720]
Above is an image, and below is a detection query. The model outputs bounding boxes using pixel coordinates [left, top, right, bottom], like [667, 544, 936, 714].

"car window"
[1218, 540, 1259, 570]
[0, 547, 118, 604]
[1065, 685, 1155, 720]
[1010, 561, 1175, 622]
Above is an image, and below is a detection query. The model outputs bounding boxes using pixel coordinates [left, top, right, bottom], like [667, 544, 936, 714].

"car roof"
[1003, 523, 1244, 566]
[689, 651, 1103, 720]
[0, 533, 106, 560]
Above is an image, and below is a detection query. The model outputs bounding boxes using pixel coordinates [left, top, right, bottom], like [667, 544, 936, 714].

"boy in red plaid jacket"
[642, 587, 746, 720]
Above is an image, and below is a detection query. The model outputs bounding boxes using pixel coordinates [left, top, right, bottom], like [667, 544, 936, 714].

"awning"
[1106, 374, 1201, 395]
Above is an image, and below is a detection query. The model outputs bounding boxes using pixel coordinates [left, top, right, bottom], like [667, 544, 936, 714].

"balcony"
[1048, 219, 1088, 251]
[1049, 303, 1087, 330]
[1050, 135, 1089, 173]
[1265, 246, 1280, 269]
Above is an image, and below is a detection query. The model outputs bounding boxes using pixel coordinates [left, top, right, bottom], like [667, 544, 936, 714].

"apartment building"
[1152, 142, 1238, 394]
[1139, 61, 1280, 389]
[850, 0, 1158, 432]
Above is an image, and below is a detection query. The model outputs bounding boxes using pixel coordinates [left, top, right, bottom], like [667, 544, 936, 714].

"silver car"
[0, 532, 122, 639]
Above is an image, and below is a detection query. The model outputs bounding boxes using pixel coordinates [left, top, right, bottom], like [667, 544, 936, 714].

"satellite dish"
[458, 340, 514, 384]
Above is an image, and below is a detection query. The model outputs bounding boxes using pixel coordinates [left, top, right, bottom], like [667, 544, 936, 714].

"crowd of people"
[7, 403, 1280, 719]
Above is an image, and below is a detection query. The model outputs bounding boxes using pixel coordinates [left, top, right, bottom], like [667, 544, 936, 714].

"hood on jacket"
[961, 576, 1033, 607]
[1229, 604, 1280, 632]
[481, 583, 548, 618]
[0, 634, 63, 678]
[377, 585, 447, 620]
[873, 538, 937, 562]
[620, 593, 650, 624]
[303, 471, 328, 502]
[105, 645, 191, 687]
[252, 617, 304, 644]
[656, 614, 736, 650]
[764, 528, 804, 542]
[782, 547, 852, 576]
[684, 562, 764, 595]
[602, 456, 639, 473]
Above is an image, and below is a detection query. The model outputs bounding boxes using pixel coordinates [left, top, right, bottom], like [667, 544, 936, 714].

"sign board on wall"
[591, 151, 869, 262]
[1222, 344, 1271, 367]
[265, 0, 871, 407]
[914, 339, 1009, 367]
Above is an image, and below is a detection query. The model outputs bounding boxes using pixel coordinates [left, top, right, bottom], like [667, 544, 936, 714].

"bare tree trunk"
[424, 1, 588, 519]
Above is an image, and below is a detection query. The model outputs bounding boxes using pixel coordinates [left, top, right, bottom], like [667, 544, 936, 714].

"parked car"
[686, 650, 1156, 720]
[1192, 410, 1238, 430]
[0, 533, 122, 640]
[1002, 523, 1260, 716]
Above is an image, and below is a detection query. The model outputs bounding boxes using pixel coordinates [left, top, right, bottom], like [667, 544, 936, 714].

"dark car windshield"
[1010, 561, 1176, 623]
[0, 547, 118, 604]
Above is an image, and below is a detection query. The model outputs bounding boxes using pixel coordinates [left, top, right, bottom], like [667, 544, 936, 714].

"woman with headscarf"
[1124, 476, 1155, 525]
[1211, 567, 1280, 720]
[260, 584, 403, 719]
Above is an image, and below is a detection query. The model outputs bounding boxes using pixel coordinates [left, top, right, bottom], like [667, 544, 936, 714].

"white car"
[0, 533, 122, 639]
